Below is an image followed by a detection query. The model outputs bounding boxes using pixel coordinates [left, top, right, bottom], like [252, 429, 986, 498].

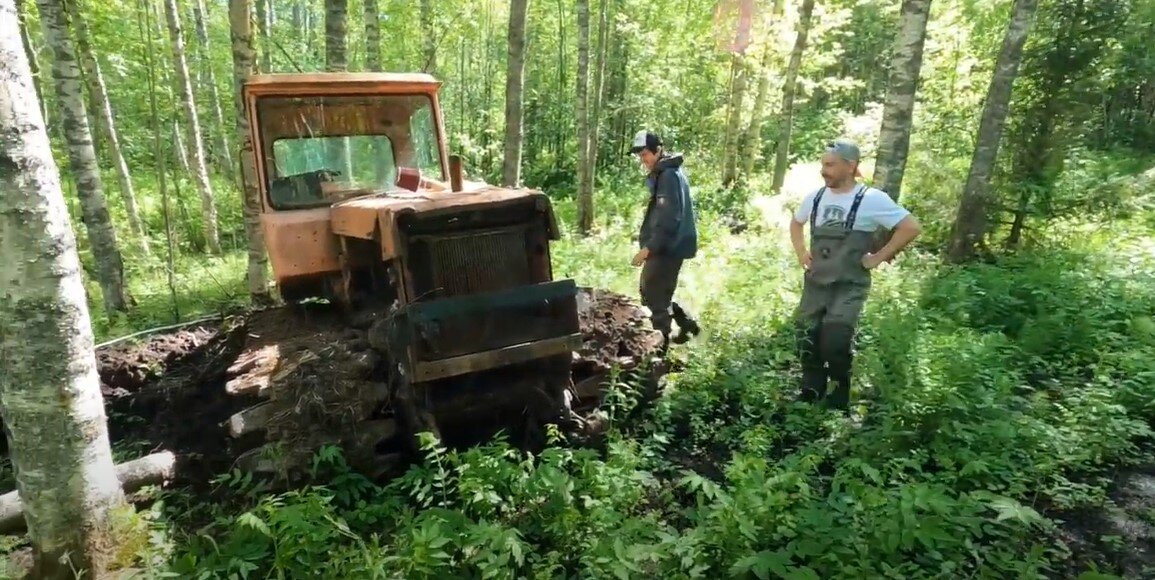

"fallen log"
[0, 451, 177, 535]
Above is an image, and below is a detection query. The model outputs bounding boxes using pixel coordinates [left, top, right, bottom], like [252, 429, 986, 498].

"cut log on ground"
[0, 452, 177, 534]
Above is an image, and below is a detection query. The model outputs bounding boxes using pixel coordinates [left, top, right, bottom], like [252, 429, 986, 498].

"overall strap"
[844, 184, 868, 230]
[809, 187, 827, 229]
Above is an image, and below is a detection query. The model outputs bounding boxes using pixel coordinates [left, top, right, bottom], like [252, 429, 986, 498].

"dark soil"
[1051, 465, 1155, 579]
[1, 289, 667, 494]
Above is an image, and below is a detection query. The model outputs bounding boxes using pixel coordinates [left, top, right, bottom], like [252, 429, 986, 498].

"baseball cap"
[630, 130, 662, 154]
[825, 138, 862, 176]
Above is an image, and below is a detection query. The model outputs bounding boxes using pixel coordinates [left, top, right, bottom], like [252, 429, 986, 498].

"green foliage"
[97, 164, 1155, 577]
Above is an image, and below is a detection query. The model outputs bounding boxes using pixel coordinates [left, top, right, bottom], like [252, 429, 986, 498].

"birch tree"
[364, 0, 380, 70]
[872, 0, 934, 201]
[721, 55, 749, 186]
[69, 0, 148, 255]
[946, 0, 1039, 262]
[256, 0, 270, 71]
[575, 0, 592, 234]
[231, 0, 271, 304]
[15, 0, 46, 124]
[742, 42, 774, 178]
[0, 3, 127, 575]
[771, 0, 817, 193]
[501, 0, 530, 186]
[164, 0, 222, 254]
[35, 0, 129, 314]
[420, 0, 435, 73]
[192, 0, 234, 174]
[585, 0, 609, 191]
[324, 0, 353, 176]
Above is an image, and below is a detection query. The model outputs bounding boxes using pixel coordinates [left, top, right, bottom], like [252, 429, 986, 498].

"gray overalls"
[793, 185, 874, 410]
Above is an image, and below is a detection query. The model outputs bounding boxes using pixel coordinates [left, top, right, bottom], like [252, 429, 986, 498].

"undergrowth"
[98, 186, 1155, 578]
[50, 158, 1155, 578]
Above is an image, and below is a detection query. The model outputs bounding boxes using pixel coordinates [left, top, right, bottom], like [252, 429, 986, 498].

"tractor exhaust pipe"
[449, 154, 464, 192]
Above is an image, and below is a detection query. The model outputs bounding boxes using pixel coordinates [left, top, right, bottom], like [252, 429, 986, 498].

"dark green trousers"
[793, 277, 870, 410]
[640, 255, 689, 339]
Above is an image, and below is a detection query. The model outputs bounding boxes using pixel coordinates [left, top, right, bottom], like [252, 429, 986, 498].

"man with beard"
[630, 130, 701, 352]
[789, 139, 922, 412]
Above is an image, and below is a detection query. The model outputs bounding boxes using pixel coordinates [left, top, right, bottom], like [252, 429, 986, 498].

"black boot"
[825, 373, 851, 413]
[670, 302, 700, 344]
[800, 369, 827, 403]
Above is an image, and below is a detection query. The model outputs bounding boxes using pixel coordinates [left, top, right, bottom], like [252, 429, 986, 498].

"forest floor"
[3, 161, 1155, 578]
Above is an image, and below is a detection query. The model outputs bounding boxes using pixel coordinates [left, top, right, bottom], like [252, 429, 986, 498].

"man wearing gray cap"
[789, 138, 922, 412]
[629, 130, 701, 352]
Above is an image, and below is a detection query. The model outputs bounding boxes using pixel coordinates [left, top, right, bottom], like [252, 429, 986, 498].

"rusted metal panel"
[243, 72, 442, 95]
[260, 208, 341, 279]
[330, 203, 380, 240]
[413, 333, 583, 382]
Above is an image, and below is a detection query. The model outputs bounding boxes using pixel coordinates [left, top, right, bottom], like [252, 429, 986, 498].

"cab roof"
[243, 72, 442, 97]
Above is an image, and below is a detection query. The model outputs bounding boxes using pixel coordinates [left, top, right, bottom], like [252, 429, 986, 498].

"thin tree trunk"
[192, 0, 235, 175]
[742, 42, 774, 178]
[0, 5, 127, 577]
[872, 0, 933, 201]
[324, 0, 352, 176]
[575, 0, 592, 235]
[420, 0, 435, 73]
[946, 0, 1038, 263]
[364, 0, 380, 70]
[14, 0, 47, 124]
[256, 0, 269, 72]
[501, 0, 530, 186]
[721, 54, 749, 187]
[586, 0, 608, 184]
[139, 0, 181, 318]
[231, 0, 272, 303]
[164, 0, 222, 254]
[325, 0, 347, 71]
[68, 0, 148, 255]
[771, 0, 816, 193]
[35, 0, 129, 314]
[172, 114, 191, 173]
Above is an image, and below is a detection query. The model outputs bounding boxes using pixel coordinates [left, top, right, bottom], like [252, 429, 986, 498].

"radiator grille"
[428, 228, 531, 297]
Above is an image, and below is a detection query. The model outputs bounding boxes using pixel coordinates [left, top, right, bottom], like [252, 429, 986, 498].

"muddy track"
[1, 288, 666, 492]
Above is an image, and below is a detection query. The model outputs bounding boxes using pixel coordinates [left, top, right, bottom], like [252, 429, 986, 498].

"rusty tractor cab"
[241, 72, 583, 450]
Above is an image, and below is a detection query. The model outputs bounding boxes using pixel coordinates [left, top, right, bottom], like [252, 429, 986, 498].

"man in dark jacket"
[629, 130, 701, 351]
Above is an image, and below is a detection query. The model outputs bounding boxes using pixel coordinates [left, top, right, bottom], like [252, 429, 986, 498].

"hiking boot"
[670, 303, 701, 344]
[824, 375, 851, 412]
[799, 369, 827, 403]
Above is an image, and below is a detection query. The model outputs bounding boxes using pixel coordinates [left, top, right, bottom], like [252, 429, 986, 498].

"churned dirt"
[0, 288, 668, 491]
[572, 286, 665, 382]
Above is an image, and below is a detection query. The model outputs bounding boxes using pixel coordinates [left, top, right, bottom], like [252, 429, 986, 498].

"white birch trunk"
[575, 0, 592, 234]
[364, 0, 380, 70]
[947, 0, 1039, 262]
[872, 0, 934, 202]
[230, 0, 272, 303]
[192, 0, 235, 175]
[501, 0, 530, 187]
[35, 0, 129, 314]
[771, 0, 816, 193]
[163, 0, 222, 255]
[0, 3, 127, 576]
[69, 0, 149, 255]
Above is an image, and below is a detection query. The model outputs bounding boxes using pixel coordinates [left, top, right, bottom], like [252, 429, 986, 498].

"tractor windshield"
[255, 93, 444, 209]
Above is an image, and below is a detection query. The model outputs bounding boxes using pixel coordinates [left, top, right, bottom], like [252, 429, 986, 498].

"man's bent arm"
[789, 219, 807, 260]
[874, 215, 922, 262]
